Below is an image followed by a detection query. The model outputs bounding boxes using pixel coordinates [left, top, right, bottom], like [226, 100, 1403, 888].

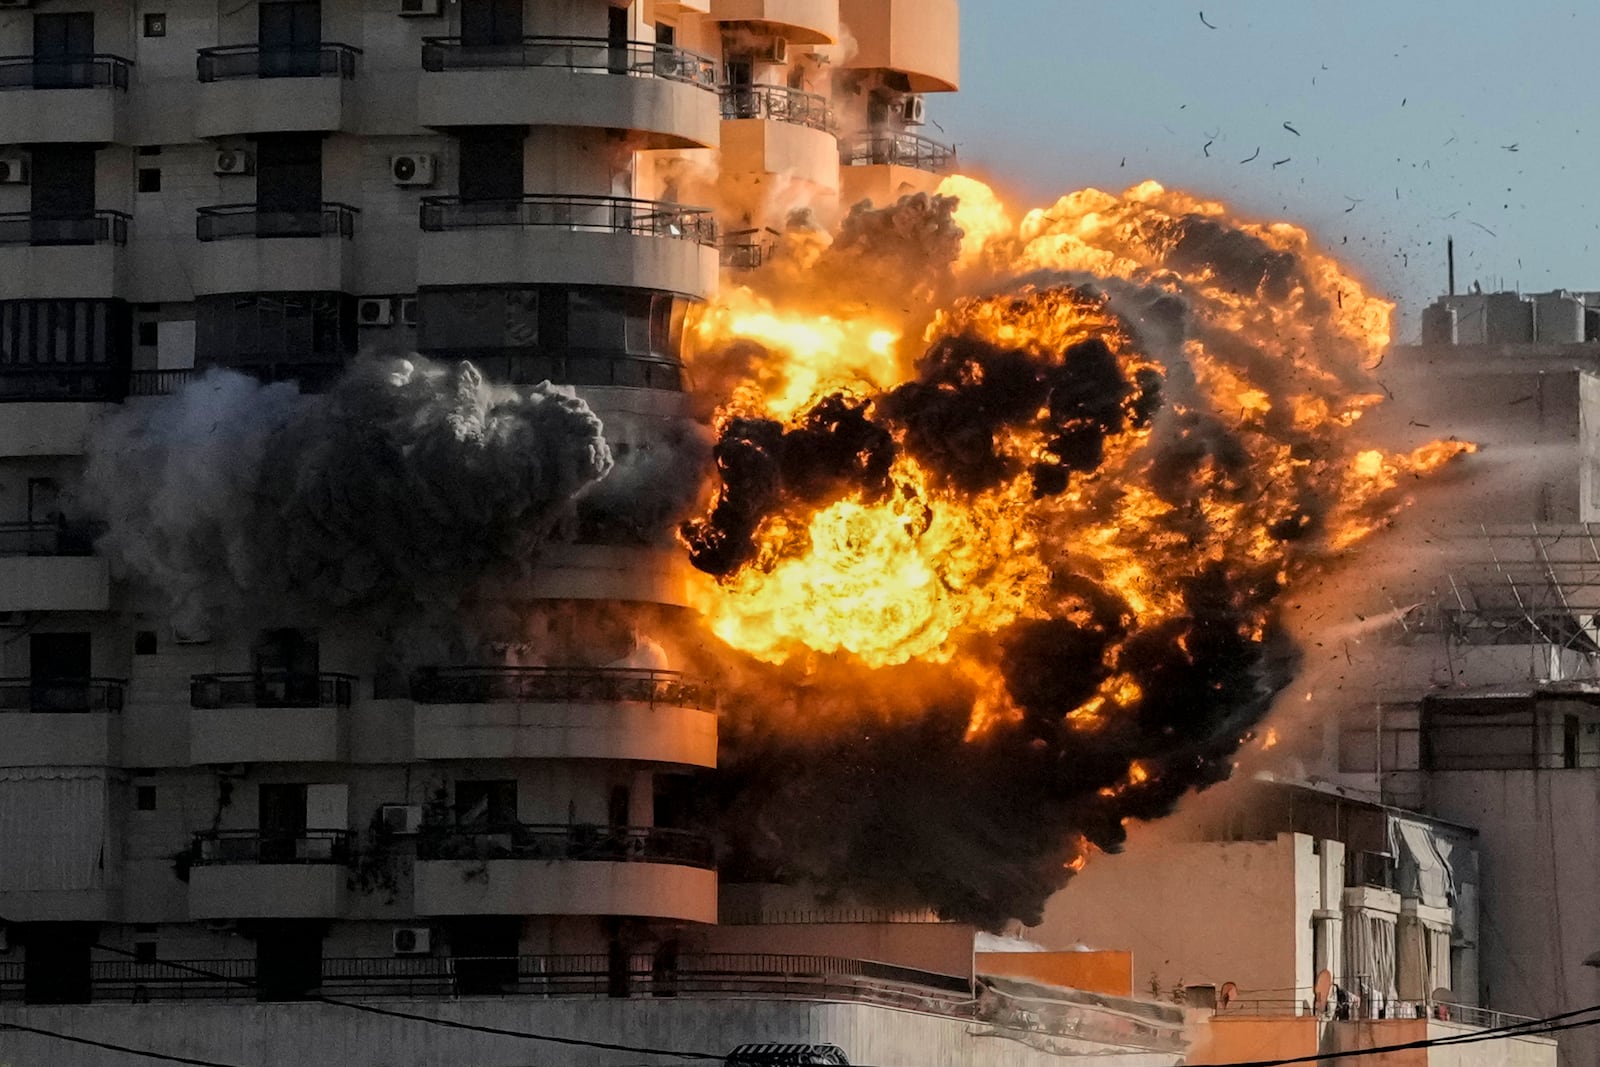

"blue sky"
[942, 1, 1600, 338]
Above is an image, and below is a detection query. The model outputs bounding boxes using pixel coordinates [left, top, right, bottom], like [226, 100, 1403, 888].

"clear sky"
[942, 1, 1600, 339]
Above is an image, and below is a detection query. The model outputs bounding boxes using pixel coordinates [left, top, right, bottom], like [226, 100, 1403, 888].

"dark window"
[454, 780, 517, 828]
[655, 22, 675, 46]
[1563, 714, 1580, 769]
[726, 59, 752, 87]
[568, 290, 652, 355]
[29, 146, 95, 245]
[258, 0, 322, 78]
[32, 12, 93, 89]
[134, 630, 158, 655]
[253, 629, 320, 707]
[456, 128, 523, 202]
[259, 783, 309, 862]
[136, 320, 158, 346]
[608, 785, 631, 828]
[255, 920, 322, 1002]
[137, 168, 160, 193]
[136, 785, 157, 811]
[0, 299, 132, 399]
[21, 923, 93, 1005]
[253, 133, 323, 235]
[460, 0, 522, 47]
[134, 939, 158, 963]
[137, 146, 161, 157]
[143, 13, 167, 38]
[194, 291, 354, 370]
[607, 6, 628, 73]
[30, 632, 90, 680]
[417, 287, 538, 351]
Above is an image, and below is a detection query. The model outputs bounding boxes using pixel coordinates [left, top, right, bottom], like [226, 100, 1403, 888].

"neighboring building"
[0, 2, 1046, 1066]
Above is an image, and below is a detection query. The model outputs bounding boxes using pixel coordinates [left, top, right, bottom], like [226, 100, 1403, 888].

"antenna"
[1447, 237, 1455, 297]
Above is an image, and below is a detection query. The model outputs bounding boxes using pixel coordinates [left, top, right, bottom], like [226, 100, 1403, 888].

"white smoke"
[81, 357, 615, 632]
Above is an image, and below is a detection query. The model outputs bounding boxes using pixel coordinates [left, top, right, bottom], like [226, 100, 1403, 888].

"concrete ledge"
[189, 707, 349, 765]
[0, 402, 104, 457]
[0, 712, 117, 768]
[0, 87, 127, 144]
[722, 118, 840, 191]
[417, 228, 716, 300]
[193, 236, 353, 296]
[0, 243, 124, 301]
[0, 556, 110, 612]
[195, 76, 350, 139]
[413, 701, 716, 766]
[414, 858, 717, 922]
[189, 864, 347, 920]
[710, 0, 840, 44]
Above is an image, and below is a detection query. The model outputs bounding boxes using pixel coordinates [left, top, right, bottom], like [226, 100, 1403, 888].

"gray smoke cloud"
[81, 357, 614, 631]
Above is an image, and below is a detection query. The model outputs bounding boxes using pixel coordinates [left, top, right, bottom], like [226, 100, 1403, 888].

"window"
[1563, 713, 1580, 769]
[194, 292, 355, 369]
[253, 629, 320, 707]
[255, 921, 322, 1002]
[21, 923, 93, 1004]
[137, 168, 161, 194]
[454, 780, 517, 828]
[32, 12, 93, 90]
[134, 630, 158, 655]
[253, 133, 323, 234]
[460, 0, 522, 47]
[655, 22, 675, 47]
[29, 146, 95, 237]
[258, 0, 322, 78]
[456, 128, 523, 203]
[136, 321, 157, 346]
[142, 13, 166, 38]
[134, 926, 158, 963]
[136, 785, 156, 811]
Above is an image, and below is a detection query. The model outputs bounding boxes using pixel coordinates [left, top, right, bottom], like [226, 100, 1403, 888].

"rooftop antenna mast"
[1447, 236, 1455, 297]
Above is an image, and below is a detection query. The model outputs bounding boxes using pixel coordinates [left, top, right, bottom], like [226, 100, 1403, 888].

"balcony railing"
[195, 202, 358, 241]
[0, 364, 129, 402]
[196, 44, 360, 82]
[0, 209, 129, 247]
[419, 194, 718, 245]
[189, 671, 356, 710]
[189, 830, 351, 865]
[410, 666, 716, 710]
[0, 953, 973, 1008]
[721, 84, 832, 132]
[127, 369, 199, 396]
[420, 36, 716, 88]
[0, 677, 125, 714]
[0, 520, 96, 557]
[0, 54, 131, 91]
[840, 131, 957, 174]
[418, 823, 716, 869]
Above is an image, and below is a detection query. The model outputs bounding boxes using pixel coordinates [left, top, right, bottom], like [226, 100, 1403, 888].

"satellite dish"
[1314, 970, 1334, 1013]
[1219, 981, 1238, 1009]
[1431, 987, 1454, 1003]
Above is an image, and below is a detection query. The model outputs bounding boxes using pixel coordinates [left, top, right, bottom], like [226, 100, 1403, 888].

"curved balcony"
[416, 195, 718, 299]
[0, 54, 130, 143]
[839, 131, 956, 208]
[837, 0, 959, 92]
[194, 44, 359, 138]
[0, 210, 128, 301]
[410, 666, 717, 765]
[720, 83, 840, 192]
[189, 670, 354, 765]
[192, 202, 357, 296]
[709, 0, 840, 45]
[722, 84, 832, 131]
[417, 37, 719, 149]
[0, 677, 123, 769]
[0, 521, 110, 611]
[187, 831, 350, 919]
[414, 824, 717, 922]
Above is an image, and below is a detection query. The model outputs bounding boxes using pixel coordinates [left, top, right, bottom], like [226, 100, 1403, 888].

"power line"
[0, 1020, 249, 1067]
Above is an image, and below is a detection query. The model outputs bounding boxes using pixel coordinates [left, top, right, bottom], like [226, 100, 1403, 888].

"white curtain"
[0, 767, 107, 891]
[1344, 911, 1398, 1012]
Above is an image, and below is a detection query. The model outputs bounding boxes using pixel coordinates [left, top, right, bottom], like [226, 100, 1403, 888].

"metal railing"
[721, 84, 832, 131]
[0, 677, 125, 714]
[410, 666, 715, 710]
[418, 823, 716, 869]
[0, 209, 129, 247]
[189, 830, 351, 865]
[127, 369, 198, 396]
[418, 193, 717, 245]
[195, 202, 357, 241]
[189, 671, 356, 710]
[420, 36, 716, 88]
[0, 364, 129, 402]
[0, 54, 131, 90]
[840, 130, 957, 173]
[0, 519, 95, 557]
[1434, 1001, 1539, 1030]
[0, 953, 971, 1007]
[196, 44, 360, 82]
[130, 364, 345, 395]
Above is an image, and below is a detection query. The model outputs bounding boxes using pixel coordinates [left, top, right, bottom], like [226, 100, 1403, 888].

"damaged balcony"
[410, 666, 717, 765]
[413, 823, 717, 922]
[720, 84, 839, 194]
[186, 830, 350, 920]
[188, 670, 355, 765]
[839, 131, 956, 208]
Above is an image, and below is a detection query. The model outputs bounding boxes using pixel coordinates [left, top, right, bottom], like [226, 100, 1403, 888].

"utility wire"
[0, 1020, 249, 1067]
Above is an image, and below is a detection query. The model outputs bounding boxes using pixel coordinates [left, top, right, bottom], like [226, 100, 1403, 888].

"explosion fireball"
[679, 177, 1471, 924]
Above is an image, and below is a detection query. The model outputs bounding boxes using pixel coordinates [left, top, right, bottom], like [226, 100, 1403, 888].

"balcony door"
[254, 134, 323, 237]
[259, 0, 322, 78]
[457, 128, 524, 222]
[255, 920, 323, 1002]
[29, 631, 91, 712]
[32, 12, 93, 90]
[460, 0, 522, 48]
[30, 145, 95, 245]
[259, 783, 309, 864]
[253, 627, 320, 706]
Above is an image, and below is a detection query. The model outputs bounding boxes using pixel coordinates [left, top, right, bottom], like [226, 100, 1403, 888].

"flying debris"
[1272, 157, 1291, 168]
[1282, 122, 1300, 136]
[1199, 11, 1217, 28]
[1467, 220, 1497, 237]
[1239, 146, 1260, 163]
[1501, 143, 1519, 152]
[1203, 138, 1214, 157]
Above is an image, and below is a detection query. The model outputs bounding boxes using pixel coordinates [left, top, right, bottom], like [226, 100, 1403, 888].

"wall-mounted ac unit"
[171, 624, 212, 644]
[767, 38, 789, 64]
[393, 927, 431, 955]
[902, 94, 926, 126]
[214, 149, 253, 176]
[357, 297, 394, 326]
[380, 803, 423, 836]
[398, 0, 442, 16]
[0, 157, 29, 184]
[390, 153, 436, 187]
[399, 296, 419, 327]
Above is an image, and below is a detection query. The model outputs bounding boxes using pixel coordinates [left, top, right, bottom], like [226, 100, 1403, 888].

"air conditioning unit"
[398, 0, 442, 15]
[390, 153, 436, 188]
[0, 157, 29, 185]
[902, 94, 926, 126]
[214, 149, 253, 176]
[767, 37, 789, 64]
[357, 297, 394, 326]
[399, 296, 419, 327]
[380, 803, 423, 836]
[171, 624, 212, 645]
[392, 927, 431, 956]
